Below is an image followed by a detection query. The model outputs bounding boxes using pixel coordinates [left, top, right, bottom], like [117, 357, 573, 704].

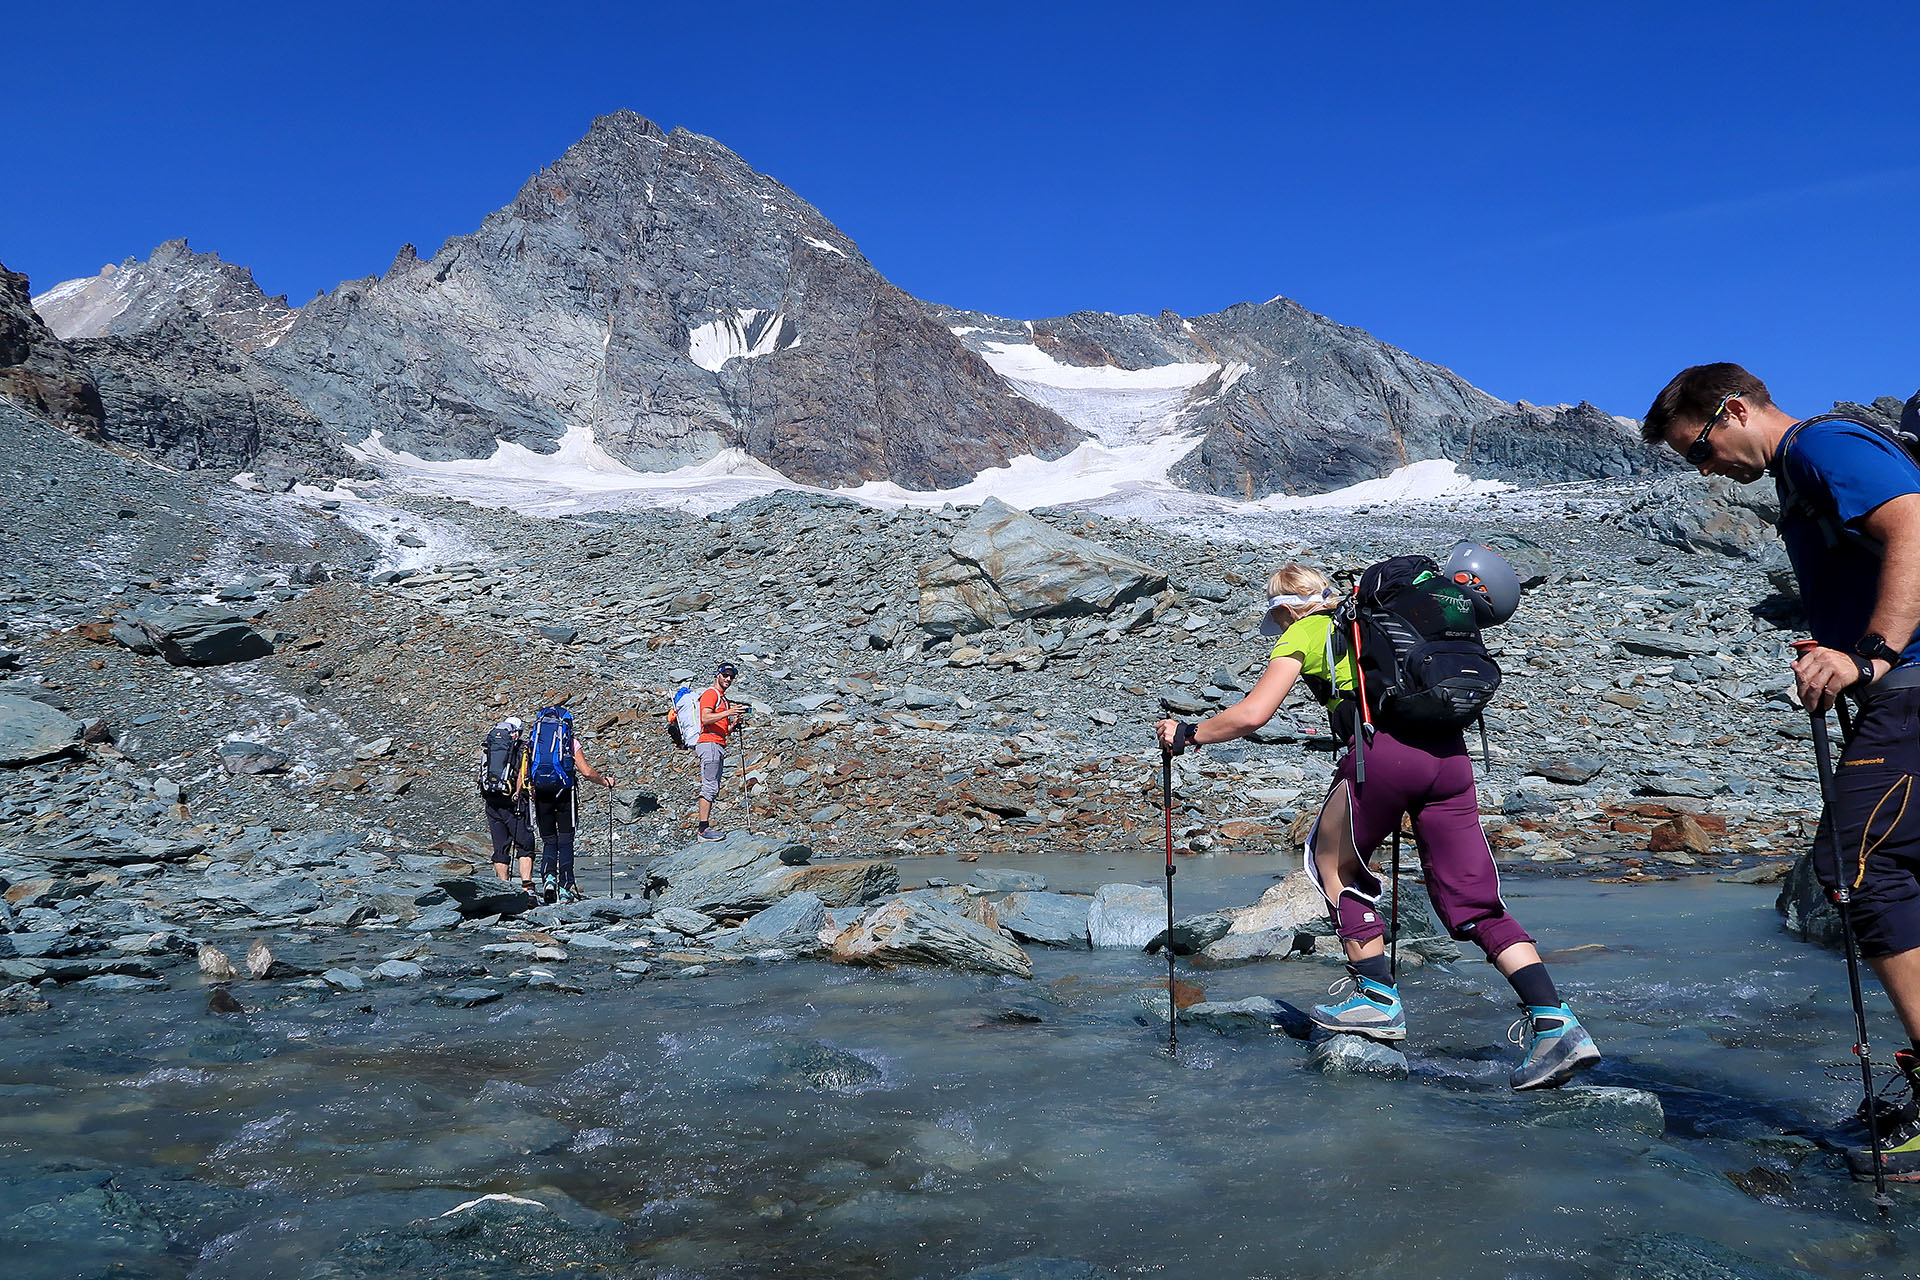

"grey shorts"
[695, 742, 725, 801]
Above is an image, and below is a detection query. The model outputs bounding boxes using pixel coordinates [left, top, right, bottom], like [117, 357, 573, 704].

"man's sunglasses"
[1683, 393, 1739, 465]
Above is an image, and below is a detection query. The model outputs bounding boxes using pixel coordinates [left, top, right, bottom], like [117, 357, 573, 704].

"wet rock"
[322, 968, 365, 991]
[1222, 871, 1325, 935]
[917, 497, 1165, 636]
[649, 832, 893, 915]
[1522, 1085, 1664, 1135]
[208, 987, 245, 1014]
[245, 938, 274, 979]
[1087, 883, 1165, 949]
[969, 867, 1045, 892]
[995, 891, 1090, 948]
[1776, 851, 1842, 950]
[831, 896, 1033, 977]
[1180, 996, 1294, 1035]
[201, 875, 324, 916]
[299, 1190, 627, 1280]
[121, 604, 273, 666]
[653, 905, 714, 936]
[0, 694, 84, 767]
[734, 891, 827, 948]
[435, 986, 502, 1008]
[1612, 1230, 1821, 1279]
[1308, 1033, 1410, 1078]
[373, 959, 424, 981]
[1145, 911, 1232, 956]
[197, 943, 239, 979]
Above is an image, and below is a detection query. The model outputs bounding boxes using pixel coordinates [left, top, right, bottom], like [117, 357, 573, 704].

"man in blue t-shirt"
[1644, 362, 1920, 1184]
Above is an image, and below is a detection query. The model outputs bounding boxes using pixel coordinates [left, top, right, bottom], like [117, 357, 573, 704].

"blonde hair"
[1266, 564, 1337, 614]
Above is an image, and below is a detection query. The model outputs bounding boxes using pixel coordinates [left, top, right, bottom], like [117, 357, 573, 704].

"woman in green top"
[1155, 562, 1599, 1091]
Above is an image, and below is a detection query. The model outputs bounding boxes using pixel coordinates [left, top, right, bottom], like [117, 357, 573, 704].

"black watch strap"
[1852, 654, 1877, 688]
[1855, 632, 1902, 665]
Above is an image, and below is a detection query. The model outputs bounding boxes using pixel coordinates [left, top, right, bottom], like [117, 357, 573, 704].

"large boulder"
[0, 261, 104, 438]
[119, 605, 273, 666]
[0, 694, 84, 767]
[830, 895, 1033, 977]
[917, 497, 1165, 636]
[733, 890, 828, 949]
[1775, 849, 1842, 950]
[648, 832, 897, 915]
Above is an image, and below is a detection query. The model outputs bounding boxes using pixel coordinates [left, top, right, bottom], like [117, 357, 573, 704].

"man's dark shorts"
[1815, 685, 1920, 957]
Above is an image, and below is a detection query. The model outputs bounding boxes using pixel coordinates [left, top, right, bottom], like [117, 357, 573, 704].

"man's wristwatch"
[1854, 633, 1901, 685]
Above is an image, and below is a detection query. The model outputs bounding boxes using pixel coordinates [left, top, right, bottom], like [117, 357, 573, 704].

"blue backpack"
[526, 706, 576, 793]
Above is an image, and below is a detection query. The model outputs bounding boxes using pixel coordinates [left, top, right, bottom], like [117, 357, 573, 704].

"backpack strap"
[1773, 412, 1907, 555]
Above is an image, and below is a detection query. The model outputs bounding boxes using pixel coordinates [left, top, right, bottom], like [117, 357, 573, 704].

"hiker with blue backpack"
[518, 697, 616, 903]
[1154, 553, 1601, 1091]
[1644, 363, 1920, 1186]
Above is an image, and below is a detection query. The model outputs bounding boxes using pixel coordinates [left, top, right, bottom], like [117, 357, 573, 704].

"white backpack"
[672, 686, 703, 750]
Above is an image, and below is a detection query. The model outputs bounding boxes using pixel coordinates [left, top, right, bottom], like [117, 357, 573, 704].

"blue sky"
[7, 2, 1917, 418]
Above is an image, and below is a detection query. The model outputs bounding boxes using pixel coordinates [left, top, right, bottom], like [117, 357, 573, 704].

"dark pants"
[1814, 686, 1920, 958]
[532, 788, 577, 886]
[1309, 727, 1533, 962]
[484, 796, 533, 867]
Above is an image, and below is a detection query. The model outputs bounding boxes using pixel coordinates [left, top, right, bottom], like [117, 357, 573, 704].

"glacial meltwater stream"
[4, 859, 1919, 1279]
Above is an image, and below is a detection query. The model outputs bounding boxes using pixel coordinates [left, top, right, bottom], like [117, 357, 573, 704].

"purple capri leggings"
[1306, 727, 1533, 962]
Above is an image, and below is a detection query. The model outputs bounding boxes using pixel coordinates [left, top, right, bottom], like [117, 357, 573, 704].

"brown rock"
[1649, 814, 1713, 856]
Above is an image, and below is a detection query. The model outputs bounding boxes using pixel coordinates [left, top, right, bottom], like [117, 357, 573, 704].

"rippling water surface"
[4, 865, 1918, 1278]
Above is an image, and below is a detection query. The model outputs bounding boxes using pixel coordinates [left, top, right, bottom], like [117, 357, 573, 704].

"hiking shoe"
[542, 874, 558, 905]
[697, 828, 725, 842]
[1847, 1050, 1920, 1182]
[521, 881, 540, 903]
[1311, 969, 1407, 1041]
[1509, 1004, 1601, 1091]
[559, 884, 584, 904]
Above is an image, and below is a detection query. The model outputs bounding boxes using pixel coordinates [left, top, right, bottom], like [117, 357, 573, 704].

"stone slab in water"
[1309, 1033, 1410, 1078]
[1087, 883, 1164, 949]
[1521, 1084, 1664, 1135]
[996, 891, 1089, 948]
[1180, 996, 1294, 1035]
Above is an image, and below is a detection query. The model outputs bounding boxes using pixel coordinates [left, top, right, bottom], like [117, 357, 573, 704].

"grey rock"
[969, 868, 1045, 893]
[201, 875, 324, 916]
[917, 497, 1165, 636]
[0, 694, 84, 767]
[1528, 754, 1606, 785]
[1145, 911, 1233, 956]
[649, 832, 894, 915]
[1309, 1033, 1410, 1078]
[831, 895, 1033, 977]
[1617, 630, 1713, 659]
[995, 891, 1090, 948]
[653, 905, 715, 937]
[1087, 884, 1166, 949]
[372, 959, 424, 981]
[1775, 850, 1842, 950]
[735, 891, 828, 947]
[1180, 996, 1294, 1035]
[0, 260, 105, 438]
[218, 740, 289, 775]
[122, 605, 272, 666]
[435, 986, 502, 1008]
[436, 875, 537, 918]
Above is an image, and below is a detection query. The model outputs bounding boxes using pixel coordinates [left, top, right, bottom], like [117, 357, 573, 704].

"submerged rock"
[1522, 1085, 1665, 1135]
[299, 1190, 627, 1279]
[1087, 883, 1164, 949]
[996, 891, 1091, 948]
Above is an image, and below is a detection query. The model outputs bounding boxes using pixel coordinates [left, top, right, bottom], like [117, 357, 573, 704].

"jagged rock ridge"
[937, 300, 1665, 496]
[34, 238, 296, 355]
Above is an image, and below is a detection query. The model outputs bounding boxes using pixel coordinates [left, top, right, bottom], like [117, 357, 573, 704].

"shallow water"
[5, 864, 1919, 1279]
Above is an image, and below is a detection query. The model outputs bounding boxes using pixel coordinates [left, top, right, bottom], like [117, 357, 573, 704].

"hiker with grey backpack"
[1154, 548, 1601, 1091]
[477, 715, 537, 900]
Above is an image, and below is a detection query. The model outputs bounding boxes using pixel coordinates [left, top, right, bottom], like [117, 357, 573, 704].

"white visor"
[1258, 591, 1335, 636]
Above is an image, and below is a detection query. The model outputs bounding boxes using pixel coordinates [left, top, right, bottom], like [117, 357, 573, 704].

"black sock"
[1506, 963, 1560, 1009]
[1351, 954, 1394, 985]
[698, 821, 709, 831]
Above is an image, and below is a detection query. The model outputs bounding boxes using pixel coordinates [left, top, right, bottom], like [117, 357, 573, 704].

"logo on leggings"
[1844, 757, 1887, 766]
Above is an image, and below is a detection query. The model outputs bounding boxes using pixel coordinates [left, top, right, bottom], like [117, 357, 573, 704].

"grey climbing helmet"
[1442, 542, 1521, 625]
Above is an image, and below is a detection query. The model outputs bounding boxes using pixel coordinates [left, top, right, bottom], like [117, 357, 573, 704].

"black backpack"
[1332, 555, 1502, 736]
[478, 725, 520, 798]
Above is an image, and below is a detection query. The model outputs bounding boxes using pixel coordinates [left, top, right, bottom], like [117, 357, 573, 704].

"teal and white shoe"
[1311, 969, 1407, 1041]
[1509, 1004, 1601, 1091]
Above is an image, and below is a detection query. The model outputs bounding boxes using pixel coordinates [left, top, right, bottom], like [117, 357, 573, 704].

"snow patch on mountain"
[972, 340, 1222, 446]
[687, 309, 800, 372]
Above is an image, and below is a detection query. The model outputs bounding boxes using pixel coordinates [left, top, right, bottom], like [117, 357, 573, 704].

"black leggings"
[485, 797, 533, 866]
[532, 789, 577, 886]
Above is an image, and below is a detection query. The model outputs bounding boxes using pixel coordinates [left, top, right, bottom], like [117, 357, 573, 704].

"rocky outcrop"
[255, 110, 1081, 489]
[33, 239, 297, 354]
[0, 695, 85, 767]
[115, 605, 274, 667]
[917, 497, 1165, 636]
[941, 298, 1667, 499]
[0, 262, 103, 439]
[71, 310, 348, 484]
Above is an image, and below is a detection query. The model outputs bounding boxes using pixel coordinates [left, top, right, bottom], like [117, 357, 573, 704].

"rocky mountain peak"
[0, 261, 104, 440]
[33, 239, 296, 354]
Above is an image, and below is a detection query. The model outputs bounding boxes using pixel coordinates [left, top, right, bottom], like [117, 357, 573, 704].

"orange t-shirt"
[697, 686, 731, 746]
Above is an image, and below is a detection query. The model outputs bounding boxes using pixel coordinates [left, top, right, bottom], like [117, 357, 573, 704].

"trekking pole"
[1388, 826, 1402, 980]
[607, 784, 615, 899]
[1161, 745, 1178, 1057]
[1794, 639, 1892, 1211]
[739, 715, 751, 835]
[1348, 611, 1372, 785]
